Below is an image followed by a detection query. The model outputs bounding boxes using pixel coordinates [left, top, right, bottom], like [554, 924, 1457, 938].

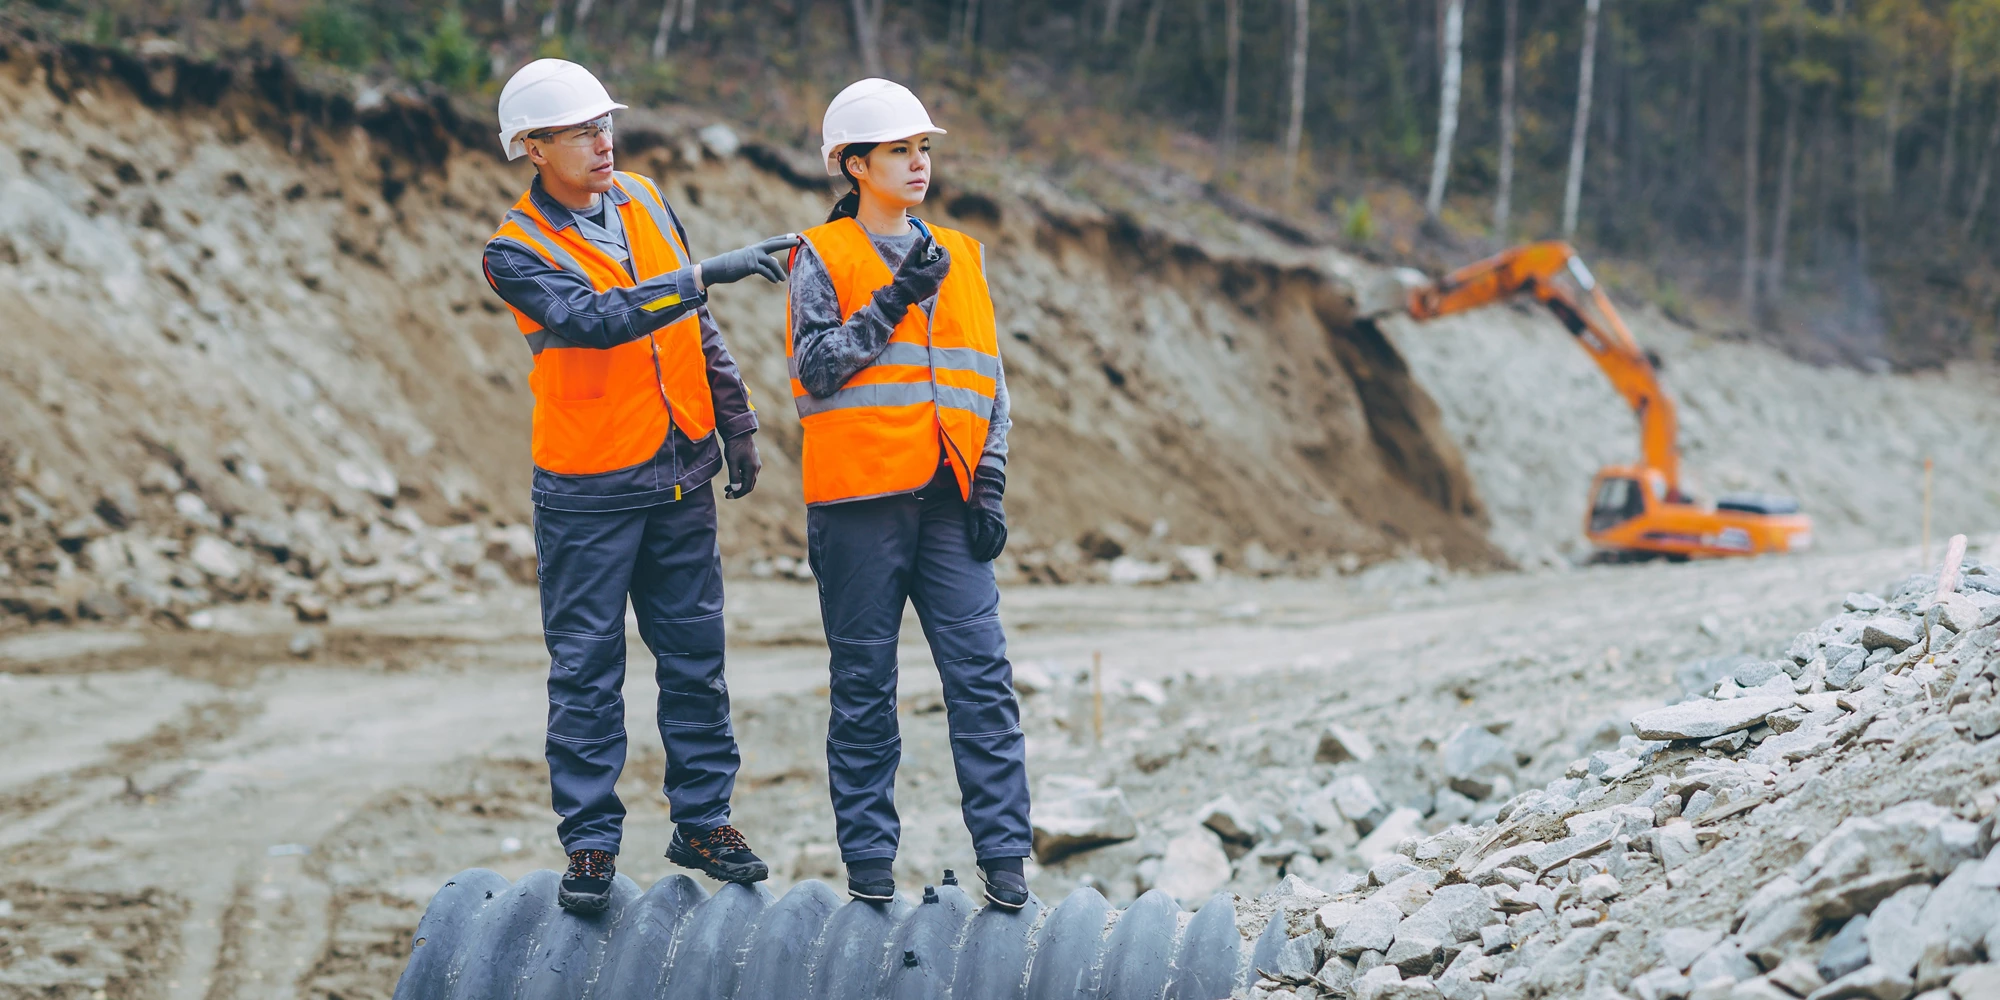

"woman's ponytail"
[827, 189, 860, 222]
[826, 142, 879, 223]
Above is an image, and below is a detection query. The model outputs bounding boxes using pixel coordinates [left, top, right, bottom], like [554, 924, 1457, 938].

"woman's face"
[849, 135, 932, 211]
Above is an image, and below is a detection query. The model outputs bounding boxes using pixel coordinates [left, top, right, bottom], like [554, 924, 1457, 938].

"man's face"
[524, 115, 616, 195]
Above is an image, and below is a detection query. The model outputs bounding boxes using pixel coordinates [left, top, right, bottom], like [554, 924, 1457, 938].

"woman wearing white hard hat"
[482, 58, 797, 914]
[785, 78, 1030, 910]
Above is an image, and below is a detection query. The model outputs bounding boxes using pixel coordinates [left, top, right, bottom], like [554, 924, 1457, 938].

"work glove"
[698, 235, 801, 288]
[872, 232, 951, 320]
[722, 432, 761, 499]
[964, 465, 1008, 563]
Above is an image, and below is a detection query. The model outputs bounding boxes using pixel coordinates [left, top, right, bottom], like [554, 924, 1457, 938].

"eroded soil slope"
[0, 39, 1497, 631]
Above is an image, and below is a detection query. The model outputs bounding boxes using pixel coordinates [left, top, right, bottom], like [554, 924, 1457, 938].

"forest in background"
[12, 0, 2000, 369]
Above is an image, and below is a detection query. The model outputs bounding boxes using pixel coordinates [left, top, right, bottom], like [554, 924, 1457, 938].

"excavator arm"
[1404, 241, 1682, 497]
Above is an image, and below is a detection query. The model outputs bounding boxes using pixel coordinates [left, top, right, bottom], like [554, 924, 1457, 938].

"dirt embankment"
[0, 33, 1498, 631]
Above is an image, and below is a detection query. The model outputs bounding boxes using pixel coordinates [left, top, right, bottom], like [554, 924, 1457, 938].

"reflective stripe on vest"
[487, 173, 716, 476]
[786, 218, 1000, 506]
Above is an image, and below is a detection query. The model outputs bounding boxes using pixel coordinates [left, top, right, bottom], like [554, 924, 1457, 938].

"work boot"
[666, 824, 770, 884]
[558, 848, 616, 913]
[980, 864, 1030, 911]
[846, 860, 896, 903]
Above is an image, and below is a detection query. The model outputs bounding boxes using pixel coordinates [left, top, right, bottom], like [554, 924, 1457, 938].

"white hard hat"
[820, 78, 947, 176]
[496, 59, 628, 160]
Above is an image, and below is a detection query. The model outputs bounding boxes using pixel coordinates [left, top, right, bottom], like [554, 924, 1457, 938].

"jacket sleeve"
[697, 303, 759, 439]
[655, 199, 759, 440]
[980, 352, 1010, 474]
[788, 241, 902, 400]
[483, 238, 706, 350]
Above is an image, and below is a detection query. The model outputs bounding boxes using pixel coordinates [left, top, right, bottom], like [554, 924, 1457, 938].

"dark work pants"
[807, 468, 1032, 865]
[534, 483, 737, 855]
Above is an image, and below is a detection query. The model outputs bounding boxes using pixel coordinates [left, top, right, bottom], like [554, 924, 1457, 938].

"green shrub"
[1343, 198, 1375, 244]
[298, 3, 373, 68]
[423, 9, 482, 90]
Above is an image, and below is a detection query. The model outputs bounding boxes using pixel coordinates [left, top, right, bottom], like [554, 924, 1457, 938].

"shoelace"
[693, 824, 750, 855]
[566, 849, 615, 880]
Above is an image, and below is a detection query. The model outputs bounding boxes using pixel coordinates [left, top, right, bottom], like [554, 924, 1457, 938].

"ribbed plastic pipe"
[391, 870, 1246, 1000]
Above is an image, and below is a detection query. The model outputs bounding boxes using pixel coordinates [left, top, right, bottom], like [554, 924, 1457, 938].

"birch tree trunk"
[652, 0, 680, 58]
[678, 0, 697, 33]
[850, 0, 886, 77]
[573, 0, 597, 28]
[962, 0, 982, 50]
[1962, 102, 2000, 240]
[1424, 0, 1465, 219]
[503, 0, 518, 25]
[1102, 0, 1125, 42]
[1220, 0, 1243, 169]
[1941, 53, 1963, 212]
[1494, 0, 1519, 236]
[1742, 0, 1762, 314]
[1767, 80, 1799, 303]
[1285, 0, 1310, 196]
[541, 0, 563, 37]
[1562, 0, 1602, 238]
[1130, 0, 1163, 92]
[1343, 0, 1358, 178]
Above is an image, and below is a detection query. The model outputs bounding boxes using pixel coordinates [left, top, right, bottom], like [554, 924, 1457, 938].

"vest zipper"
[912, 220, 972, 493]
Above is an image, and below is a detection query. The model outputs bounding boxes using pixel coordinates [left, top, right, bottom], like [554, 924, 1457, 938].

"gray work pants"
[806, 467, 1032, 865]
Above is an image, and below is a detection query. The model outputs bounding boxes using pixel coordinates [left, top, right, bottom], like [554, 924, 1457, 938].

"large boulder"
[1031, 786, 1138, 862]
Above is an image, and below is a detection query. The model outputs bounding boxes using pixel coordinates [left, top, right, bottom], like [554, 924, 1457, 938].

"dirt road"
[0, 545, 1946, 999]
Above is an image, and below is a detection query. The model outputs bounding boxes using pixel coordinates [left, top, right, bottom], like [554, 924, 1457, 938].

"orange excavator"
[1396, 241, 1812, 559]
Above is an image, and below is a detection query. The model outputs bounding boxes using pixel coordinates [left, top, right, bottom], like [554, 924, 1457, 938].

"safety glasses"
[528, 114, 614, 147]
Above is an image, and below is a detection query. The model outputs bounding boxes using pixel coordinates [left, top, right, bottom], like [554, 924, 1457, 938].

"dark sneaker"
[980, 867, 1029, 910]
[666, 824, 770, 884]
[559, 849, 616, 913]
[847, 869, 896, 903]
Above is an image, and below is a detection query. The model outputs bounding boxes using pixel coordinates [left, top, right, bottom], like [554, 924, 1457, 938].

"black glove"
[964, 465, 1008, 563]
[699, 235, 800, 287]
[722, 432, 761, 499]
[872, 232, 951, 318]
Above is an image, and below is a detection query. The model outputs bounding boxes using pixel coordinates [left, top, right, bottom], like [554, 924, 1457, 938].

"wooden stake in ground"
[1092, 651, 1104, 747]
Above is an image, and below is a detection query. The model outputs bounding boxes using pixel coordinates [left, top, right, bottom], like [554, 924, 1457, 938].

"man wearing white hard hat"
[483, 58, 793, 913]
[785, 78, 1032, 910]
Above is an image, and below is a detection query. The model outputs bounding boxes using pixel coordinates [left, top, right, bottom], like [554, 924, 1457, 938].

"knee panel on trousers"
[645, 611, 730, 730]
[928, 615, 1019, 739]
[826, 634, 900, 749]
[545, 629, 627, 745]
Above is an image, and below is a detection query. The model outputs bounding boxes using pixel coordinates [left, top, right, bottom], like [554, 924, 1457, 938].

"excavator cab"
[1587, 474, 1648, 535]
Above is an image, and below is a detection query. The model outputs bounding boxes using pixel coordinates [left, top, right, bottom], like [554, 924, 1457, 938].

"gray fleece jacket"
[787, 222, 1010, 475]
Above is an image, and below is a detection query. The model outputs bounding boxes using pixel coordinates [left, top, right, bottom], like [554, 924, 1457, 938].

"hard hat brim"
[821, 127, 948, 176]
[500, 99, 629, 160]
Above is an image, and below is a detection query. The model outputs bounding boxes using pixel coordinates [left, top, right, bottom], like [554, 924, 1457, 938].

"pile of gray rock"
[0, 456, 535, 629]
[1227, 557, 2000, 1000]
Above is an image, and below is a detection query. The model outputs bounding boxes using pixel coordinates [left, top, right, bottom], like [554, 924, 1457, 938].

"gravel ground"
[0, 542, 1952, 999]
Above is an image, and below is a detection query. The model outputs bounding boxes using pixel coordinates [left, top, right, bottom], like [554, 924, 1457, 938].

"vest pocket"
[539, 347, 613, 401]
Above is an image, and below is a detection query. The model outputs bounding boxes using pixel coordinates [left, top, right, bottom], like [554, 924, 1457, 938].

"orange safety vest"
[786, 218, 1000, 505]
[488, 172, 716, 476]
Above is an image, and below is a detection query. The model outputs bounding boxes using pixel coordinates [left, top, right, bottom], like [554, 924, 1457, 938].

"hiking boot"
[666, 824, 769, 884]
[980, 866, 1029, 910]
[847, 867, 896, 903]
[559, 849, 616, 913]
